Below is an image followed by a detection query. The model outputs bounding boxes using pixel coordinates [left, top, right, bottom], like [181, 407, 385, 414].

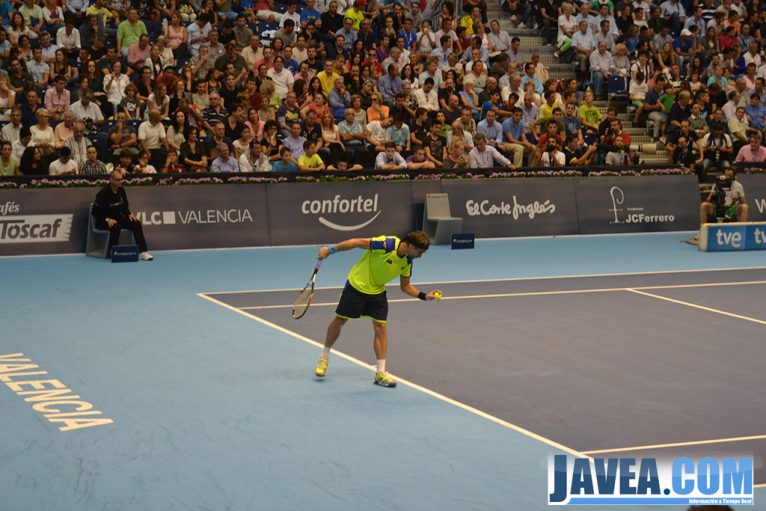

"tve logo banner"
[548, 455, 754, 505]
[704, 224, 766, 251]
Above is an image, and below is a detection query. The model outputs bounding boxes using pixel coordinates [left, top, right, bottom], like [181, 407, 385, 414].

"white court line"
[198, 292, 586, 458]
[628, 289, 766, 326]
[200, 266, 766, 295]
[583, 434, 766, 455]
[238, 280, 766, 311]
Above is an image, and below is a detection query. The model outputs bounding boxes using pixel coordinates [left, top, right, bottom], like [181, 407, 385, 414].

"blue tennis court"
[2, 232, 765, 510]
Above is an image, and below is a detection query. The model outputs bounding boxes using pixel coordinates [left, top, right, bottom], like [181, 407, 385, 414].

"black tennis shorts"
[335, 281, 388, 323]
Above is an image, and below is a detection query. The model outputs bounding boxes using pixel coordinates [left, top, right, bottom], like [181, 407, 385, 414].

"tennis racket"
[292, 259, 323, 319]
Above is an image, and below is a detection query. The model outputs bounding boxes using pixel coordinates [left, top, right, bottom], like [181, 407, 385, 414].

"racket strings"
[291, 286, 314, 319]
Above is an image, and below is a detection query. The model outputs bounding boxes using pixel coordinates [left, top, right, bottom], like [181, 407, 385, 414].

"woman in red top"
[301, 92, 331, 121]
[719, 26, 739, 52]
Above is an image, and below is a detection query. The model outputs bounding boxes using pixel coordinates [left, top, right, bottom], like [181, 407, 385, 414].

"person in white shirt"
[412, 77, 438, 112]
[468, 133, 516, 169]
[630, 71, 649, 125]
[138, 109, 168, 168]
[571, 20, 595, 80]
[540, 138, 566, 166]
[239, 140, 272, 172]
[240, 35, 263, 69]
[48, 147, 79, 175]
[267, 56, 295, 97]
[2, 108, 22, 144]
[187, 13, 212, 57]
[487, 20, 511, 58]
[557, 3, 578, 50]
[63, 122, 91, 167]
[589, 40, 614, 99]
[103, 61, 130, 112]
[366, 117, 393, 152]
[743, 42, 761, 68]
[279, 1, 301, 30]
[30, 109, 55, 153]
[375, 141, 408, 169]
[56, 19, 81, 56]
[70, 89, 105, 129]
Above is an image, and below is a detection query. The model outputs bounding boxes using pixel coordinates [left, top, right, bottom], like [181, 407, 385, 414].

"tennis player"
[314, 231, 441, 388]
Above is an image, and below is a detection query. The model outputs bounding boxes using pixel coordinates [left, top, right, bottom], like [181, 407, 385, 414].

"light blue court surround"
[1, 232, 764, 511]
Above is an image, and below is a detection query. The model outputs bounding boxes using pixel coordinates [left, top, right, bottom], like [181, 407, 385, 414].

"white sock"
[377, 359, 386, 373]
[322, 347, 331, 358]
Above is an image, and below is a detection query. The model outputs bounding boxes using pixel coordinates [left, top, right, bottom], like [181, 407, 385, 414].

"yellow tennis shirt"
[347, 236, 413, 295]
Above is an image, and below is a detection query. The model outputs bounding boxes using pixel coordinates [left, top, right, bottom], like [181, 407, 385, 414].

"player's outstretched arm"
[318, 238, 371, 259]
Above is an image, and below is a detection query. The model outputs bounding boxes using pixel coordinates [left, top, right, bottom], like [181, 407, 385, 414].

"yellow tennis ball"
[433, 291, 442, 300]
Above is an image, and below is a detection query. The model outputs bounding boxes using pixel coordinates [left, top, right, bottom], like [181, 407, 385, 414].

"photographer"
[534, 119, 564, 165]
[599, 118, 635, 165]
[671, 134, 701, 174]
[563, 135, 597, 165]
[70, 89, 105, 132]
[605, 136, 630, 166]
[690, 166, 749, 243]
[540, 138, 565, 166]
[700, 122, 733, 177]
[664, 119, 698, 166]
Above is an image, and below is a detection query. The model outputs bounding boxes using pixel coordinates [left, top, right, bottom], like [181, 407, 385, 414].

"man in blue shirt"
[520, 62, 543, 95]
[299, 0, 320, 29]
[673, 29, 694, 68]
[476, 110, 505, 152]
[480, 89, 505, 121]
[335, 17, 357, 52]
[385, 114, 410, 155]
[431, 35, 453, 67]
[399, 18, 418, 49]
[328, 77, 351, 120]
[745, 93, 766, 131]
[210, 144, 241, 172]
[377, 63, 403, 104]
[502, 107, 533, 167]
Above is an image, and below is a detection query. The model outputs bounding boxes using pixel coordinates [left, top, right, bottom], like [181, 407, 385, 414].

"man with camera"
[700, 122, 734, 176]
[540, 138, 566, 166]
[689, 166, 749, 244]
[598, 118, 635, 165]
[563, 135, 597, 166]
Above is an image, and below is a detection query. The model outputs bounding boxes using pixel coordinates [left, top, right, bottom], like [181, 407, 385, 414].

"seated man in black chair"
[92, 169, 154, 260]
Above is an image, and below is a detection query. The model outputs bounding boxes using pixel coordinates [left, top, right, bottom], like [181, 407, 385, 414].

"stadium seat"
[88, 132, 109, 155]
[423, 193, 463, 245]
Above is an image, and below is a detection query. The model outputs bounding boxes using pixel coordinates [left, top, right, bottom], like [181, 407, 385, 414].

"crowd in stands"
[547, 0, 766, 174]
[2, 0, 766, 177]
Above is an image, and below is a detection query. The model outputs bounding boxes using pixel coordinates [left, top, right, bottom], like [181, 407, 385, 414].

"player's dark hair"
[402, 231, 430, 251]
